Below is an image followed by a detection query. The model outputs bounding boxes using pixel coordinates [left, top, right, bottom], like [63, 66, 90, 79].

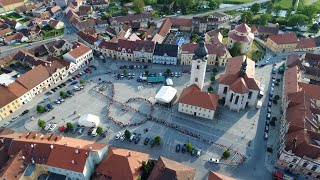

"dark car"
[21, 110, 29, 115]
[176, 144, 181, 153]
[144, 138, 149, 145]
[182, 144, 187, 153]
[134, 135, 141, 144]
[100, 131, 107, 138]
[87, 127, 94, 136]
[72, 127, 78, 134]
[150, 139, 155, 147]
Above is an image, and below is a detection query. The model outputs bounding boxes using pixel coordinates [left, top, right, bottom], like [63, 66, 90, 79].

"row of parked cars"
[114, 132, 157, 147]
[175, 144, 201, 157]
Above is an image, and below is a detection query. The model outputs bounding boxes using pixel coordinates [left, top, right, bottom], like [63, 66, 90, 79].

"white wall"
[178, 103, 214, 119]
[152, 55, 177, 65]
[190, 59, 207, 90]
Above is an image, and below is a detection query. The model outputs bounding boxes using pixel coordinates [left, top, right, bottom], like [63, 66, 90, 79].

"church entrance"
[194, 112, 196, 116]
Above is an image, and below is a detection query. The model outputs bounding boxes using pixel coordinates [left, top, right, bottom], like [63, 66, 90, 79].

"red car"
[86, 67, 92, 71]
[182, 69, 190, 73]
[59, 126, 66, 132]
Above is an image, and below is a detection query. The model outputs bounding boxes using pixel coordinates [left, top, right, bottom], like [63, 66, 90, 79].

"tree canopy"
[250, 3, 261, 14]
[287, 14, 308, 26]
[133, 0, 145, 13]
[229, 42, 243, 57]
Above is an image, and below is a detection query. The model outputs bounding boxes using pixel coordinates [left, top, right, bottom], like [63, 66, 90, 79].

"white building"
[152, 44, 178, 65]
[227, 22, 254, 54]
[78, 114, 100, 127]
[217, 56, 260, 112]
[63, 43, 93, 72]
[178, 39, 219, 119]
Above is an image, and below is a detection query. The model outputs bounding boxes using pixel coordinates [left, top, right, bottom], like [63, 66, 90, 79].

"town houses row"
[0, 129, 236, 180]
[0, 40, 93, 120]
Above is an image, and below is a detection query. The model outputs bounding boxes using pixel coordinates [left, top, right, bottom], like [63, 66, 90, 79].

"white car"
[115, 132, 122, 140]
[11, 116, 19, 122]
[54, 100, 61, 104]
[44, 124, 51, 131]
[2, 122, 10, 127]
[49, 124, 57, 131]
[209, 158, 220, 163]
[120, 135, 125, 141]
[197, 149, 201, 157]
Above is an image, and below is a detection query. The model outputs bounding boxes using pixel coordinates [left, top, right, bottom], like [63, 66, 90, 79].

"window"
[223, 87, 228, 94]
[230, 93, 234, 102]
[292, 158, 298, 163]
[235, 96, 239, 105]
[289, 164, 293, 168]
[196, 65, 199, 69]
[316, 175, 320, 179]
[303, 162, 308, 167]
[307, 172, 312, 176]
[195, 78, 198, 82]
[248, 91, 253, 99]
[312, 165, 318, 171]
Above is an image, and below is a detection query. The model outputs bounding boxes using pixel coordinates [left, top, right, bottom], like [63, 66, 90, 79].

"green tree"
[299, 5, 317, 20]
[266, 2, 273, 14]
[97, 126, 104, 135]
[212, 68, 218, 73]
[310, 23, 320, 33]
[229, 42, 242, 57]
[272, 5, 282, 17]
[292, 0, 297, 9]
[144, 69, 150, 75]
[66, 122, 73, 131]
[79, 79, 85, 84]
[38, 119, 45, 128]
[123, 69, 128, 75]
[133, 0, 145, 13]
[190, 34, 200, 43]
[287, 14, 308, 26]
[272, 117, 277, 121]
[60, 91, 67, 98]
[186, 143, 193, 152]
[210, 76, 215, 82]
[240, 11, 253, 24]
[250, 3, 261, 14]
[259, 14, 271, 25]
[124, 129, 131, 139]
[209, 0, 220, 10]
[208, 86, 213, 92]
[154, 136, 161, 145]
[274, 95, 280, 100]
[37, 105, 45, 113]
[147, 21, 151, 28]
[223, 149, 231, 159]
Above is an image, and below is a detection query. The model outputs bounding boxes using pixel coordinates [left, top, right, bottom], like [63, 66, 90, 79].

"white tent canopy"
[78, 114, 100, 127]
[166, 78, 173, 86]
[155, 86, 177, 103]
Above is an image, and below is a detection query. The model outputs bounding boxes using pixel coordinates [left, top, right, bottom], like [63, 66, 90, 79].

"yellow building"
[266, 32, 298, 53]
[0, 0, 28, 13]
[0, 85, 23, 120]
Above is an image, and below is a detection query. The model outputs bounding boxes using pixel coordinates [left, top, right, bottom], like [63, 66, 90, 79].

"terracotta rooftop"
[0, 0, 23, 6]
[15, 64, 50, 90]
[96, 147, 149, 180]
[208, 171, 236, 180]
[66, 42, 91, 59]
[7, 82, 28, 97]
[112, 13, 152, 23]
[257, 26, 279, 35]
[179, 84, 219, 110]
[157, 18, 172, 37]
[283, 66, 301, 96]
[296, 38, 316, 49]
[133, 40, 155, 53]
[235, 23, 251, 33]
[181, 43, 227, 56]
[0, 85, 18, 109]
[51, 6, 61, 13]
[148, 156, 196, 180]
[77, 30, 98, 45]
[268, 32, 298, 44]
[228, 30, 254, 42]
[169, 18, 193, 27]
[286, 54, 301, 68]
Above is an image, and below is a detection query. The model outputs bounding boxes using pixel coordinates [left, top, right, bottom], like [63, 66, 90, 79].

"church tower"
[189, 37, 208, 90]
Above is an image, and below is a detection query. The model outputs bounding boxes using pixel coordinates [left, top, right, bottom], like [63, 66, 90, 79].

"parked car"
[144, 138, 149, 145]
[11, 116, 19, 122]
[191, 148, 196, 156]
[44, 124, 51, 131]
[209, 158, 220, 163]
[264, 132, 268, 140]
[2, 122, 10, 127]
[176, 144, 181, 153]
[265, 125, 269, 132]
[197, 149, 201, 157]
[78, 126, 85, 134]
[266, 113, 271, 120]
[181, 144, 187, 153]
[150, 139, 155, 147]
[49, 124, 57, 131]
[115, 132, 122, 140]
[134, 134, 141, 144]
[21, 110, 29, 115]
[54, 100, 61, 104]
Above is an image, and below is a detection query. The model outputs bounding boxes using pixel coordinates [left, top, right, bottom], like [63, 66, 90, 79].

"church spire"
[193, 34, 208, 60]
[239, 57, 247, 77]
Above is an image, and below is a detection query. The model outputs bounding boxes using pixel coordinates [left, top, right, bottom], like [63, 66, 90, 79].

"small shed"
[166, 78, 173, 86]
[155, 86, 177, 107]
[78, 114, 100, 127]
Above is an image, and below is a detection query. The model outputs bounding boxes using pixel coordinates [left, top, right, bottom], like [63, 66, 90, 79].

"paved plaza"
[1, 56, 285, 179]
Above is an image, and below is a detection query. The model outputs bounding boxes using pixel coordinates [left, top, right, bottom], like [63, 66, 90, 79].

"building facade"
[227, 23, 254, 54]
[266, 32, 298, 53]
[152, 44, 178, 65]
[63, 43, 93, 71]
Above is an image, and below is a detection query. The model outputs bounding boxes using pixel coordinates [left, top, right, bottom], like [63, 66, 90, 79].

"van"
[74, 86, 80, 91]
[91, 128, 98, 137]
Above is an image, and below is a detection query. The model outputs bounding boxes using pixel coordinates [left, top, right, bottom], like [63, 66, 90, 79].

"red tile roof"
[0, 0, 23, 6]
[268, 32, 298, 44]
[296, 38, 316, 49]
[0, 85, 18, 108]
[96, 147, 149, 180]
[228, 30, 253, 42]
[112, 13, 152, 23]
[77, 31, 98, 45]
[16, 64, 50, 90]
[179, 84, 219, 110]
[234, 23, 251, 33]
[66, 42, 91, 59]
[208, 171, 236, 180]
[157, 18, 172, 37]
[148, 156, 196, 180]
[169, 18, 193, 27]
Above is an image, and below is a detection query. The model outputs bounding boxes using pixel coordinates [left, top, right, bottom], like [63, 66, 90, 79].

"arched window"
[195, 78, 198, 82]
[230, 93, 233, 102]
[235, 96, 239, 104]
[196, 65, 200, 69]
[312, 165, 318, 171]
[248, 91, 252, 99]
[223, 87, 228, 94]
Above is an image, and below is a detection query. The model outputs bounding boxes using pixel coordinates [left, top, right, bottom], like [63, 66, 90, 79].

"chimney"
[50, 145, 54, 149]
[22, 156, 25, 160]
[31, 144, 34, 148]
[128, 152, 131, 157]
[293, 137, 297, 149]
[75, 149, 79, 154]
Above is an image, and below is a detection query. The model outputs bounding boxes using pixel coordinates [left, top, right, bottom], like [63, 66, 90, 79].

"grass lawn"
[222, 0, 252, 4]
[273, 0, 294, 9]
[18, 18, 29, 24]
[43, 29, 64, 38]
[246, 41, 264, 61]
[6, 12, 22, 19]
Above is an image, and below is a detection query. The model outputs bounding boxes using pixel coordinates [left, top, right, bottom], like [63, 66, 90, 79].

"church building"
[227, 22, 254, 54]
[217, 56, 260, 112]
[178, 38, 219, 120]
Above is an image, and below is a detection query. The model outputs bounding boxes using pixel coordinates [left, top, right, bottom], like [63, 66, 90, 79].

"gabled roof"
[148, 156, 196, 180]
[77, 31, 98, 45]
[112, 13, 152, 23]
[65, 42, 91, 59]
[179, 84, 219, 110]
[96, 147, 149, 180]
[0, 85, 18, 108]
[157, 18, 172, 37]
[0, 0, 23, 6]
[208, 171, 236, 180]
[76, 19, 96, 30]
[153, 43, 178, 57]
[15, 64, 50, 90]
[268, 32, 298, 44]
[257, 25, 278, 35]
[133, 40, 155, 53]
[169, 18, 192, 27]
[296, 38, 316, 49]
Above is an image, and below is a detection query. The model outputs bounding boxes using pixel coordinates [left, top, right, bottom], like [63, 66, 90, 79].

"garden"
[1, 12, 22, 19]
